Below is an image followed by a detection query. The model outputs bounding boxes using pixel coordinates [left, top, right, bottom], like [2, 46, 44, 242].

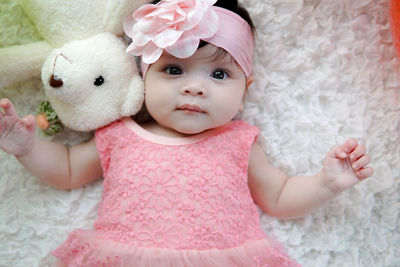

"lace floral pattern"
[93, 119, 263, 249]
[53, 119, 300, 266]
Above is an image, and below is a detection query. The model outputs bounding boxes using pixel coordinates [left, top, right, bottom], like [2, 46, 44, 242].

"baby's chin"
[172, 121, 229, 136]
[173, 125, 209, 136]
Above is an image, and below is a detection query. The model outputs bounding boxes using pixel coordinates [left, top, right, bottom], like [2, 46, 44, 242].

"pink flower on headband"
[124, 0, 219, 64]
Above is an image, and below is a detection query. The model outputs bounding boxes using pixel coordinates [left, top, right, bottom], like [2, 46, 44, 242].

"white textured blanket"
[0, 0, 399, 266]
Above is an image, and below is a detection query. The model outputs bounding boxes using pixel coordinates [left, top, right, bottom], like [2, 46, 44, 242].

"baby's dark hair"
[213, 0, 255, 33]
[150, 0, 255, 33]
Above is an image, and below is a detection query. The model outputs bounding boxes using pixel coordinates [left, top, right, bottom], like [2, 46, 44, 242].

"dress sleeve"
[227, 120, 260, 171]
[234, 120, 260, 148]
[94, 123, 115, 176]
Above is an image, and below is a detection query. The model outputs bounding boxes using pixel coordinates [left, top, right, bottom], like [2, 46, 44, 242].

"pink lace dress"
[52, 117, 300, 267]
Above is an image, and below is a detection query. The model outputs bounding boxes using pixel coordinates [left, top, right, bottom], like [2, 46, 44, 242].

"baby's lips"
[178, 104, 206, 113]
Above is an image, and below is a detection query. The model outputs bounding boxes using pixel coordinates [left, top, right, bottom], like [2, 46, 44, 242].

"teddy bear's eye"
[94, 76, 105, 86]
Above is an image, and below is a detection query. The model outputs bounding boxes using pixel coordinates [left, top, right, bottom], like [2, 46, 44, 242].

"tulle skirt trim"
[52, 229, 301, 267]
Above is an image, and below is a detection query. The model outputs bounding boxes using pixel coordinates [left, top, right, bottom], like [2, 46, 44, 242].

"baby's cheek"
[145, 93, 164, 114]
[216, 101, 242, 123]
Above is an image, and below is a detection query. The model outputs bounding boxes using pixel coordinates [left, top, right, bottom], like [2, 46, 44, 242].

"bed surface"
[0, 0, 399, 266]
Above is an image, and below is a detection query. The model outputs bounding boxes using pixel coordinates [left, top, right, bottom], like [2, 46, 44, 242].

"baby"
[0, 0, 373, 266]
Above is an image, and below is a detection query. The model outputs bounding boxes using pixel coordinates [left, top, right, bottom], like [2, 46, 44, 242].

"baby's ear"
[120, 74, 145, 117]
[246, 75, 254, 89]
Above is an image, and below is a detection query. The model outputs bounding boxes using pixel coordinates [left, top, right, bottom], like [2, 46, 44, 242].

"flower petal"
[153, 28, 183, 48]
[130, 32, 151, 47]
[135, 18, 165, 35]
[125, 0, 218, 61]
[133, 4, 158, 20]
[142, 42, 163, 64]
[192, 6, 219, 38]
[166, 32, 200, 58]
[181, 1, 207, 30]
[204, 0, 218, 5]
[126, 42, 143, 55]
[123, 15, 136, 37]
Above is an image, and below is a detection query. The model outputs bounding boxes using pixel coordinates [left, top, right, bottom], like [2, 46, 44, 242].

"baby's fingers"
[332, 138, 357, 159]
[352, 154, 371, 171]
[333, 145, 347, 159]
[352, 153, 373, 180]
[356, 166, 374, 180]
[349, 144, 367, 163]
[0, 99, 8, 117]
[0, 99, 17, 117]
[22, 115, 36, 130]
[342, 138, 358, 154]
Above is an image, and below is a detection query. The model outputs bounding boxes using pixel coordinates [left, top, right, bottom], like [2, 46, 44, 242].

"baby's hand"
[0, 98, 36, 156]
[322, 138, 373, 193]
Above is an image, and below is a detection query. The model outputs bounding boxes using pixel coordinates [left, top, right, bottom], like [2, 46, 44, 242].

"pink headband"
[124, 0, 254, 77]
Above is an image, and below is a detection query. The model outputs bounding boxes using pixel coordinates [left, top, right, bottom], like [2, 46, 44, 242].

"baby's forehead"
[161, 44, 237, 65]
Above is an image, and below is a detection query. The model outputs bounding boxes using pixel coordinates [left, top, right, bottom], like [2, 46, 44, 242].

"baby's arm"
[248, 139, 373, 219]
[0, 98, 102, 189]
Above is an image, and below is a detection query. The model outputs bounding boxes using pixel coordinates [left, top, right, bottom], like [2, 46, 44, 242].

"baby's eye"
[211, 70, 228, 80]
[165, 66, 182, 75]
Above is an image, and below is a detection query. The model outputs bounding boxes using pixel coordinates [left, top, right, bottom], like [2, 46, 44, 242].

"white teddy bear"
[39, 33, 144, 132]
[0, 0, 149, 134]
[0, 0, 148, 88]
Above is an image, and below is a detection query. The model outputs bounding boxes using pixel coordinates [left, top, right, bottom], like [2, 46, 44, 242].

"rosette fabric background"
[0, 0, 399, 266]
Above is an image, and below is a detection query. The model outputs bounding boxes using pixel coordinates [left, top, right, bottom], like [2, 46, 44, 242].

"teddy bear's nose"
[49, 74, 63, 88]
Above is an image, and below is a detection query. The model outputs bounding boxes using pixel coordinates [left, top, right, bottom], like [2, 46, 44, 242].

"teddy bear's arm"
[0, 41, 52, 88]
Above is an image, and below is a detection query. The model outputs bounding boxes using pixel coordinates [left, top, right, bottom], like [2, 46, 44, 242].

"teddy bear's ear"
[120, 74, 145, 117]
[103, 0, 150, 36]
[20, 0, 135, 47]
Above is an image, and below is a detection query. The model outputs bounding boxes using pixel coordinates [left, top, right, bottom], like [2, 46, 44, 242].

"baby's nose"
[181, 87, 207, 97]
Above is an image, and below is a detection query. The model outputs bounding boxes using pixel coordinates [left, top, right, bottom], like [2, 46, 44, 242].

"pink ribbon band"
[124, 0, 254, 77]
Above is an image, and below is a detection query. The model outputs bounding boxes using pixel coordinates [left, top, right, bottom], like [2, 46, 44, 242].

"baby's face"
[144, 44, 248, 135]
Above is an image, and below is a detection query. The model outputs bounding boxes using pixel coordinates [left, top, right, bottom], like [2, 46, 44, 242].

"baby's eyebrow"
[206, 56, 239, 68]
[161, 53, 176, 59]
[157, 53, 179, 63]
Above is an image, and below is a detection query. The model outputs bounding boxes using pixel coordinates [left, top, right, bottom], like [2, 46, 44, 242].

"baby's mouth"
[177, 104, 206, 113]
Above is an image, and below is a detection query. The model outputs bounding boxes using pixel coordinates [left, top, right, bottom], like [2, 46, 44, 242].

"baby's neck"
[140, 120, 195, 138]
